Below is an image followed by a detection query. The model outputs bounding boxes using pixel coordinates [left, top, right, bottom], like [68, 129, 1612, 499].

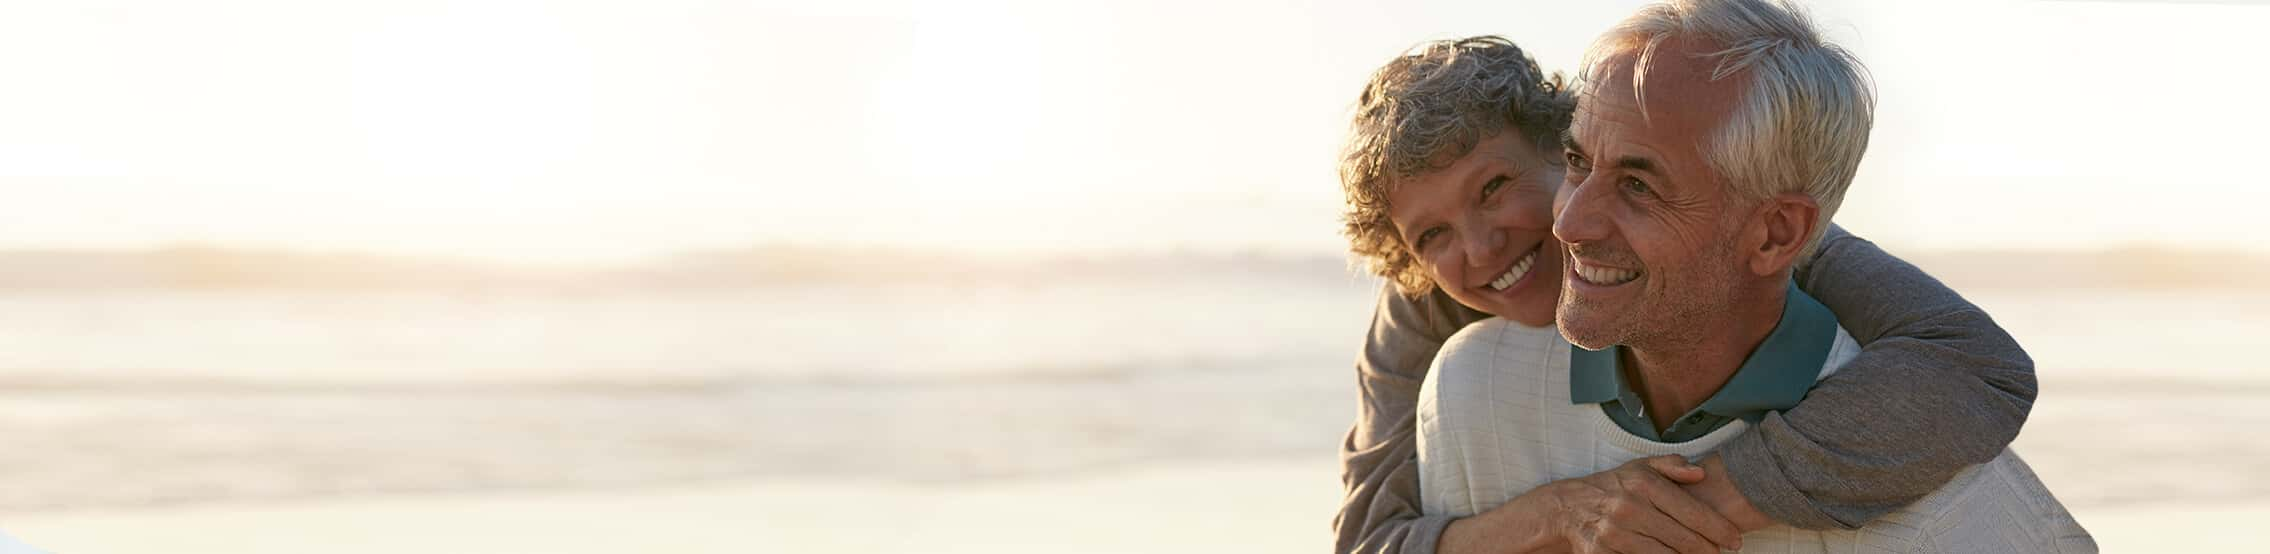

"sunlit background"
[0, 0, 2263, 552]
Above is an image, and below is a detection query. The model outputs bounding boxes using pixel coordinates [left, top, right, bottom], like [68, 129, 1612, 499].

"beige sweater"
[1417, 319, 2093, 553]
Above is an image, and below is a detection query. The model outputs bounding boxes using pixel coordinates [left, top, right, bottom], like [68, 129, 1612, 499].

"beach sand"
[4, 457, 2261, 553]
[0, 460, 1339, 554]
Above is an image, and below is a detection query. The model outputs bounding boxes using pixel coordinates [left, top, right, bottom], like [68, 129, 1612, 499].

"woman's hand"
[1439, 455, 1743, 554]
[1555, 455, 1745, 554]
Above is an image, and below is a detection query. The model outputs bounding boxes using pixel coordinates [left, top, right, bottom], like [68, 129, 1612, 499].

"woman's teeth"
[1574, 261, 1640, 286]
[1486, 250, 1538, 291]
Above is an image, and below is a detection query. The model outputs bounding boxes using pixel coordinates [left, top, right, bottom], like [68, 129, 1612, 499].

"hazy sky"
[0, 0, 2262, 264]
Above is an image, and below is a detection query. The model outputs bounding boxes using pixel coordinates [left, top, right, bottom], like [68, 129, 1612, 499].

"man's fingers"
[1593, 476, 1721, 554]
[1642, 455, 1706, 484]
[1570, 460, 1743, 554]
[1607, 497, 1723, 554]
[1625, 468, 1744, 551]
[1597, 528, 1679, 554]
[1627, 519, 1716, 554]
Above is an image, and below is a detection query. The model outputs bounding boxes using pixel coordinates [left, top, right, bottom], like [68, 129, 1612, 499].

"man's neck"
[1622, 280, 1787, 433]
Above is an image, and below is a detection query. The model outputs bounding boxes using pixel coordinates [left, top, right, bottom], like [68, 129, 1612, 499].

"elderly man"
[1406, 0, 2092, 552]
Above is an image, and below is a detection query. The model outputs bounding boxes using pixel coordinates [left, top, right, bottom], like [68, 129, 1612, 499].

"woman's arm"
[1722, 223, 2039, 529]
[1334, 285, 1486, 554]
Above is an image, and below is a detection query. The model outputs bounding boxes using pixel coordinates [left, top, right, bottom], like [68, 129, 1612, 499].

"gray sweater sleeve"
[1333, 285, 1485, 554]
[1718, 224, 2040, 529]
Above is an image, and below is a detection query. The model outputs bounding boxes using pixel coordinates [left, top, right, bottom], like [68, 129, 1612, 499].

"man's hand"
[1555, 455, 1744, 553]
[1438, 455, 1744, 554]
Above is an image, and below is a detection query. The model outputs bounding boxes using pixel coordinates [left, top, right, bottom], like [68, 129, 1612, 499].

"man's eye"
[1621, 177, 1652, 195]
[1565, 152, 1591, 172]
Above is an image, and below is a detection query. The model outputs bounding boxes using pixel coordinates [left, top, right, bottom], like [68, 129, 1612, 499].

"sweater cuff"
[1399, 513, 1458, 554]
[1718, 424, 1853, 530]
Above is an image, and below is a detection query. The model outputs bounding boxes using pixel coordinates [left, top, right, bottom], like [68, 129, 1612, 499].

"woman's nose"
[1461, 226, 1503, 268]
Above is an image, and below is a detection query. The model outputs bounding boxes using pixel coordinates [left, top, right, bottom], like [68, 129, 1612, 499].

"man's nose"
[1553, 177, 1609, 245]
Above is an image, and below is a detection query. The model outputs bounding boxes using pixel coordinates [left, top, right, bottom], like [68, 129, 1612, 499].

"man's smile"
[1569, 256, 1641, 287]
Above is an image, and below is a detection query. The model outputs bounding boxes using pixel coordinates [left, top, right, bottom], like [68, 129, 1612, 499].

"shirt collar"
[1569, 340, 1622, 404]
[1567, 280, 1839, 420]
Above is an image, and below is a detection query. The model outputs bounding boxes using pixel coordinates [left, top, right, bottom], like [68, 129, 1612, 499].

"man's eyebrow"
[1560, 130, 1657, 174]
[1613, 155, 1659, 174]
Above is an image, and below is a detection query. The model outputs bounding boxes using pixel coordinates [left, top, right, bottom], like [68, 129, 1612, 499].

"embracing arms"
[1719, 224, 2037, 529]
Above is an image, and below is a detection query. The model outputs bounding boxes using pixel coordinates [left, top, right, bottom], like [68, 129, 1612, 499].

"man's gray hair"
[1578, 0, 1874, 255]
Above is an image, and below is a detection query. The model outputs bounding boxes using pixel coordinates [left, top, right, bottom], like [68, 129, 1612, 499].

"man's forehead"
[1578, 37, 1744, 137]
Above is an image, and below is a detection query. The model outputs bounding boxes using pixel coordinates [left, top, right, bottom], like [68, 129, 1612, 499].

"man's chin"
[1554, 309, 1621, 351]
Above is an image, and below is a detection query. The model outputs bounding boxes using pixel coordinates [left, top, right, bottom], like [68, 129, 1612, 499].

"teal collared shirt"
[1568, 280, 1841, 443]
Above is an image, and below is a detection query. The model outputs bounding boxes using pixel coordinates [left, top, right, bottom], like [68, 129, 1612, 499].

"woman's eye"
[1414, 228, 1444, 250]
[1621, 177, 1652, 195]
[1480, 176, 1507, 198]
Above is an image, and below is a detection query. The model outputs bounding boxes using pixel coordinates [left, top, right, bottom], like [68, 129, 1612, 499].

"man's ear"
[1745, 193, 1820, 277]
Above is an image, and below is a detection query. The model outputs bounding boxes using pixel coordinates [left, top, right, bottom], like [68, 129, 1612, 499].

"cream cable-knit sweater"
[1416, 319, 2094, 553]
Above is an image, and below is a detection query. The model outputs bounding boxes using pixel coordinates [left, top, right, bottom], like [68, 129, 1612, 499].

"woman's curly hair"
[1339, 36, 1574, 296]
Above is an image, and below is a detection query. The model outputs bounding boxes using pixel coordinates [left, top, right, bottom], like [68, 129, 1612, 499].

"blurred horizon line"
[0, 241, 2263, 292]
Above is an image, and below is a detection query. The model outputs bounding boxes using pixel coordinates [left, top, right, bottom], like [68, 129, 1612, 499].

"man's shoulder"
[1436, 318, 1567, 374]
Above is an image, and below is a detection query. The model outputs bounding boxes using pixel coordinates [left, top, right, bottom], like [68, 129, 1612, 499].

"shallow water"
[0, 280, 2256, 511]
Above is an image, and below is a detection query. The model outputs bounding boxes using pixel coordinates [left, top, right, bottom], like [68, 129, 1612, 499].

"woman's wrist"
[1438, 484, 1575, 554]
